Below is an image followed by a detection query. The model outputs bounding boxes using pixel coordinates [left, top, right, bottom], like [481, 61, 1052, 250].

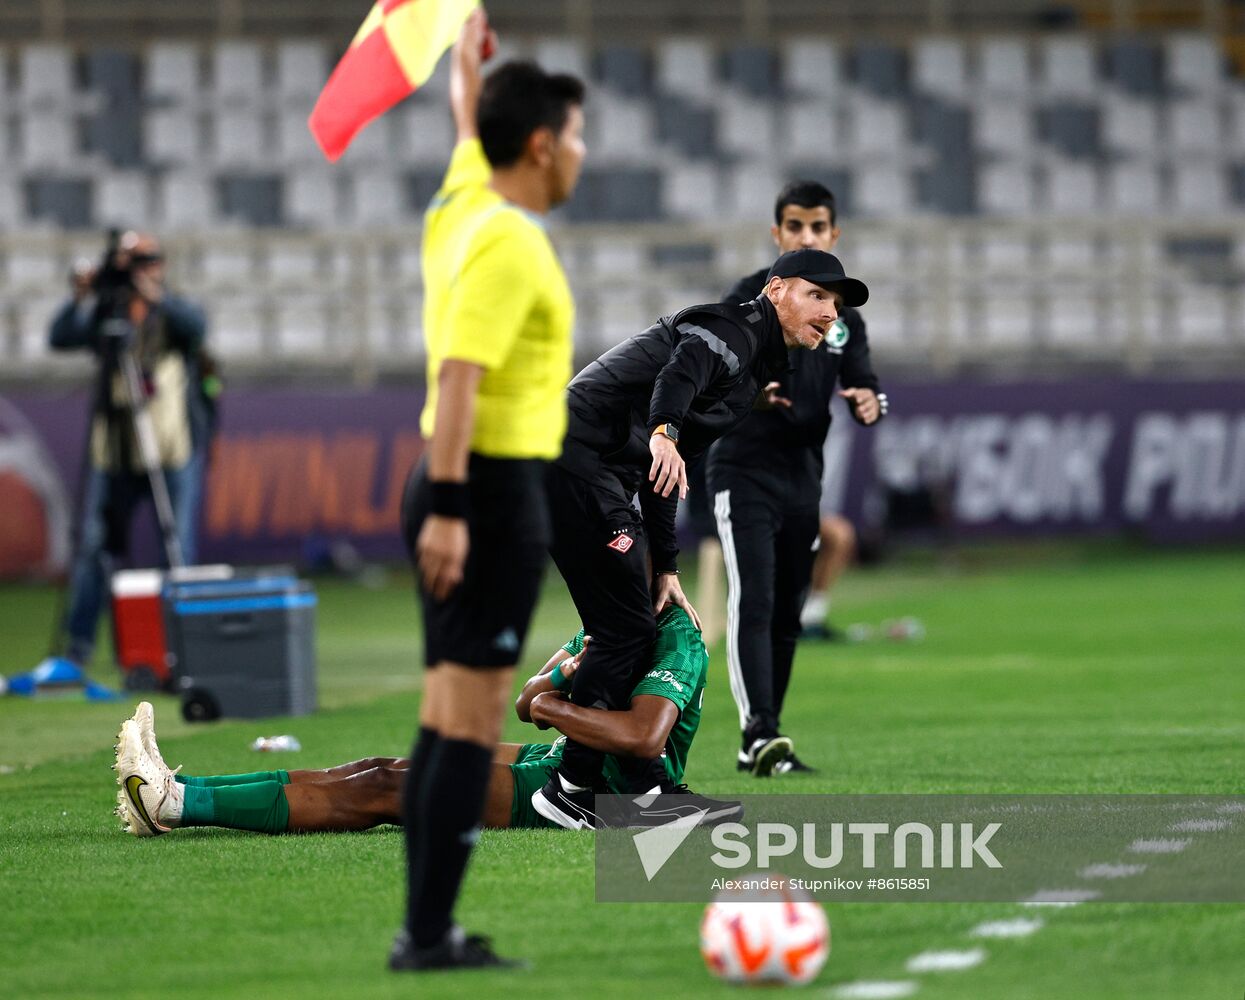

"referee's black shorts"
[401, 453, 551, 669]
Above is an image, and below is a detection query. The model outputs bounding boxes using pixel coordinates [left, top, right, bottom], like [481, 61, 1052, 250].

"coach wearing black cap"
[531, 248, 869, 829]
[711, 235, 887, 778]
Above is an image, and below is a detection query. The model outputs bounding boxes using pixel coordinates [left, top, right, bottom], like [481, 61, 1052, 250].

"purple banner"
[1, 378, 1242, 578]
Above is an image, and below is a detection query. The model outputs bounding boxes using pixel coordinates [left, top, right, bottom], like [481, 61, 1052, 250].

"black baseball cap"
[765, 249, 869, 307]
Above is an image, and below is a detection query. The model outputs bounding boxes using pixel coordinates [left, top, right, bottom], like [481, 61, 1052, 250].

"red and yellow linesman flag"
[309, 0, 479, 162]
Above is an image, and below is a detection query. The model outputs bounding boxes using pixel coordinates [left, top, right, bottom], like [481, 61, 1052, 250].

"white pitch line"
[830, 981, 919, 1000]
[1021, 888, 1101, 906]
[905, 948, 987, 973]
[1128, 838, 1190, 854]
[1079, 862, 1147, 879]
[969, 917, 1044, 939]
[1170, 818, 1230, 833]
[1215, 802, 1245, 815]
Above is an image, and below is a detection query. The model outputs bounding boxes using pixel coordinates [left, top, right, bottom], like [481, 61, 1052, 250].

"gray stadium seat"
[144, 108, 202, 166]
[781, 40, 843, 99]
[19, 111, 75, 169]
[590, 91, 658, 164]
[654, 97, 718, 161]
[213, 108, 267, 167]
[201, 243, 255, 285]
[282, 170, 339, 228]
[1232, 164, 1245, 205]
[972, 102, 1034, 157]
[660, 162, 720, 220]
[783, 100, 844, 164]
[1040, 37, 1095, 98]
[852, 43, 908, 98]
[267, 242, 321, 284]
[1105, 39, 1163, 97]
[1101, 97, 1159, 156]
[218, 173, 284, 226]
[982, 292, 1034, 346]
[1172, 282, 1231, 343]
[1043, 161, 1099, 214]
[912, 39, 968, 100]
[656, 38, 715, 100]
[349, 168, 404, 225]
[335, 113, 388, 164]
[157, 170, 216, 229]
[979, 37, 1032, 97]
[723, 45, 779, 98]
[85, 52, 144, 167]
[213, 41, 265, 106]
[18, 44, 74, 108]
[917, 160, 975, 214]
[404, 168, 445, 213]
[723, 162, 782, 221]
[1172, 163, 1227, 214]
[209, 297, 267, 358]
[275, 41, 327, 103]
[1104, 162, 1162, 215]
[0, 177, 23, 229]
[1168, 99, 1222, 156]
[275, 297, 330, 354]
[391, 103, 455, 166]
[275, 104, 323, 166]
[717, 93, 776, 158]
[94, 172, 152, 228]
[146, 42, 201, 106]
[1165, 35, 1223, 95]
[1040, 103, 1100, 159]
[846, 96, 908, 160]
[915, 98, 972, 157]
[27, 178, 94, 229]
[978, 163, 1036, 215]
[855, 166, 914, 216]
[533, 38, 588, 81]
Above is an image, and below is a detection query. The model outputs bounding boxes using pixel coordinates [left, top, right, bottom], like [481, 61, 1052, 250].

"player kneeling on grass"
[113, 607, 740, 836]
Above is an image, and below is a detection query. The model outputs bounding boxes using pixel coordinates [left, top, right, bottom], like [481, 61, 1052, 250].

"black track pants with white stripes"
[711, 482, 819, 733]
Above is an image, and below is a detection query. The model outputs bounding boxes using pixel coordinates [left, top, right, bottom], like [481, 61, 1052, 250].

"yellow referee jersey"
[420, 139, 574, 460]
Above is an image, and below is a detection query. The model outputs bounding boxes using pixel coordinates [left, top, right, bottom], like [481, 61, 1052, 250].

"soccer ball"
[700, 878, 830, 985]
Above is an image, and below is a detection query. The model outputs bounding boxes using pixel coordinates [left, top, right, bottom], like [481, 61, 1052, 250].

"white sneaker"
[130, 701, 179, 781]
[114, 719, 183, 837]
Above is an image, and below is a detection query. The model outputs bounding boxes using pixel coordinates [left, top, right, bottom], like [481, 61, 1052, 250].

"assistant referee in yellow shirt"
[390, 11, 585, 973]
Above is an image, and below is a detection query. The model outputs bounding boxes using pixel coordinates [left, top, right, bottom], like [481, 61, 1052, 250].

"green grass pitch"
[0, 542, 1242, 999]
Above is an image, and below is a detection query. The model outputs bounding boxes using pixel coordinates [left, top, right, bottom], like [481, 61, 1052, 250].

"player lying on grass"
[114, 606, 740, 835]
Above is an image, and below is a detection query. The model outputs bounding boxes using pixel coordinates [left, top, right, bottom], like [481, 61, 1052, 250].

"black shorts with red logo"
[401, 453, 550, 669]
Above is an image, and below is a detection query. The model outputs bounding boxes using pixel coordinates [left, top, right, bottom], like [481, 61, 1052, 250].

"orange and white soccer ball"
[700, 879, 830, 985]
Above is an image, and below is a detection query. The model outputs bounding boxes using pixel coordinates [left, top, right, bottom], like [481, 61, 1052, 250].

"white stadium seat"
[979, 37, 1032, 97]
[275, 41, 327, 103]
[1102, 98, 1161, 155]
[213, 108, 267, 167]
[212, 41, 265, 105]
[781, 40, 843, 99]
[146, 43, 202, 105]
[144, 109, 202, 166]
[1104, 162, 1162, 215]
[95, 172, 152, 228]
[1040, 37, 1096, 98]
[656, 38, 715, 100]
[157, 170, 216, 230]
[18, 44, 74, 107]
[1165, 35, 1223, 94]
[1171, 163, 1227, 214]
[19, 111, 75, 169]
[661, 163, 720, 220]
[283, 170, 340, 228]
[913, 38, 969, 99]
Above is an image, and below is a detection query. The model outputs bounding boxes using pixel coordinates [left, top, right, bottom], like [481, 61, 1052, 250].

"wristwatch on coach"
[651, 423, 680, 444]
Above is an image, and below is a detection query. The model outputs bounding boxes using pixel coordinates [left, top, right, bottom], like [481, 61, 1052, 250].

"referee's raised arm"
[390, 10, 586, 974]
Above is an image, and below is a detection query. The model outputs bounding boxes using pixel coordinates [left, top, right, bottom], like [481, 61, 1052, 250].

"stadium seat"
[17, 44, 74, 108]
[781, 40, 843, 99]
[854, 293, 904, 345]
[717, 92, 777, 157]
[723, 45, 779, 98]
[846, 96, 909, 160]
[653, 97, 718, 161]
[335, 113, 388, 164]
[349, 168, 405, 226]
[1044, 234, 1096, 268]
[848, 231, 904, 273]
[275, 104, 324, 166]
[590, 288, 650, 353]
[661, 163, 720, 220]
[1171, 163, 1227, 214]
[981, 232, 1033, 268]
[917, 159, 976, 214]
[1043, 162, 1099, 213]
[1039, 37, 1095, 98]
[972, 101, 1034, 157]
[1104, 39, 1164, 97]
[208, 297, 268, 358]
[596, 44, 653, 98]
[916, 99, 973, 158]
[1172, 281, 1231, 343]
[201, 243, 255, 286]
[656, 38, 715, 101]
[852, 43, 908, 99]
[218, 174, 283, 226]
[157, 170, 216, 230]
[533, 37, 588, 81]
[782, 99, 841, 162]
[274, 296, 330, 354]
[854, 166, 914, 217]
[26, 178, 93, 229]
[275, 41, 327, 103]
[144, 108, 202, 166]
[590, 90, 658, 163]
[723, 162, 782, 221]
[6, 246, 63, 291]
[1101, 97, 1160, 156]
[19, 111, 76, 169]
[978, 163, 1036, 216]
[94, 172, 152, 228]
[213, 108, 268, 167]
[912, 39, 969, 100]
[391, 103, 455, 166]
[0, 177, 23, 229]
[1165, 34, 1223, 95]
[979, 37, 1032, 97]
[146, 42, 202, 106]
[212, 41, 265, 106]
[981, 291, 1035, 346]
[1104, 162, 1162, 215]
[405, 168, 446, 215]
[1168, 99, 1221, 156]
[267, 242, 321, 284]
[1046, 291, 1101, 346]
[1040, 103, 1100, 159]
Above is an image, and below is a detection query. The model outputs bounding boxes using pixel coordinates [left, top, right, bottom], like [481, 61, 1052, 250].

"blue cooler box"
[165, 571, 317, 721]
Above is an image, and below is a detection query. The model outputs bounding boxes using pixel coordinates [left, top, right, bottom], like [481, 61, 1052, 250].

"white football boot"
[114, 719, 183, 836]
[131, 701, 179, 781]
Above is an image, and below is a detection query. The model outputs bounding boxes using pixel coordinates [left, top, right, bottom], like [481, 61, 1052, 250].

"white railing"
[1, 217, 1242, 385]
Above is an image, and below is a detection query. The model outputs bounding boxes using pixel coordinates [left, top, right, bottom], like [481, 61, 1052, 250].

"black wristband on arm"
[429, 481, 470, 518]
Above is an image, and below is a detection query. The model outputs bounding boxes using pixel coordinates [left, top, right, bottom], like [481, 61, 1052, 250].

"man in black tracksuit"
[709, 189, 887, 778]
[532, 249, 870, 829]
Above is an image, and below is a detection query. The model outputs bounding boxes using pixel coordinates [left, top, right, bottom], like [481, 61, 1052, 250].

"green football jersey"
[559, 605, 707, 785]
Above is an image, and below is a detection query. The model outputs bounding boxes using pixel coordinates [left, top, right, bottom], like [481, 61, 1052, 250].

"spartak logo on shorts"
[607, 533, 635, 554]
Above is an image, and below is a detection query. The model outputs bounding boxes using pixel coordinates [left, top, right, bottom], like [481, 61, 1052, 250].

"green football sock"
[176, 770, 290, 787]
[180, 780, 291, 834]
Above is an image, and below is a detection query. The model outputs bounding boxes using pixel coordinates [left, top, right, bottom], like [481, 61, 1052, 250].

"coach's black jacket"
[559, 295, 790, 573]
[708, 266, 884, 506]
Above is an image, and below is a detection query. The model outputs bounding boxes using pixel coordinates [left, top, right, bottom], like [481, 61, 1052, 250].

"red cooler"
[111, 569, 170, 689]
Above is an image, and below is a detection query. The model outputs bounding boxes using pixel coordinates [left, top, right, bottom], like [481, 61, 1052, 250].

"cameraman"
[50, 231, 208, 667]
